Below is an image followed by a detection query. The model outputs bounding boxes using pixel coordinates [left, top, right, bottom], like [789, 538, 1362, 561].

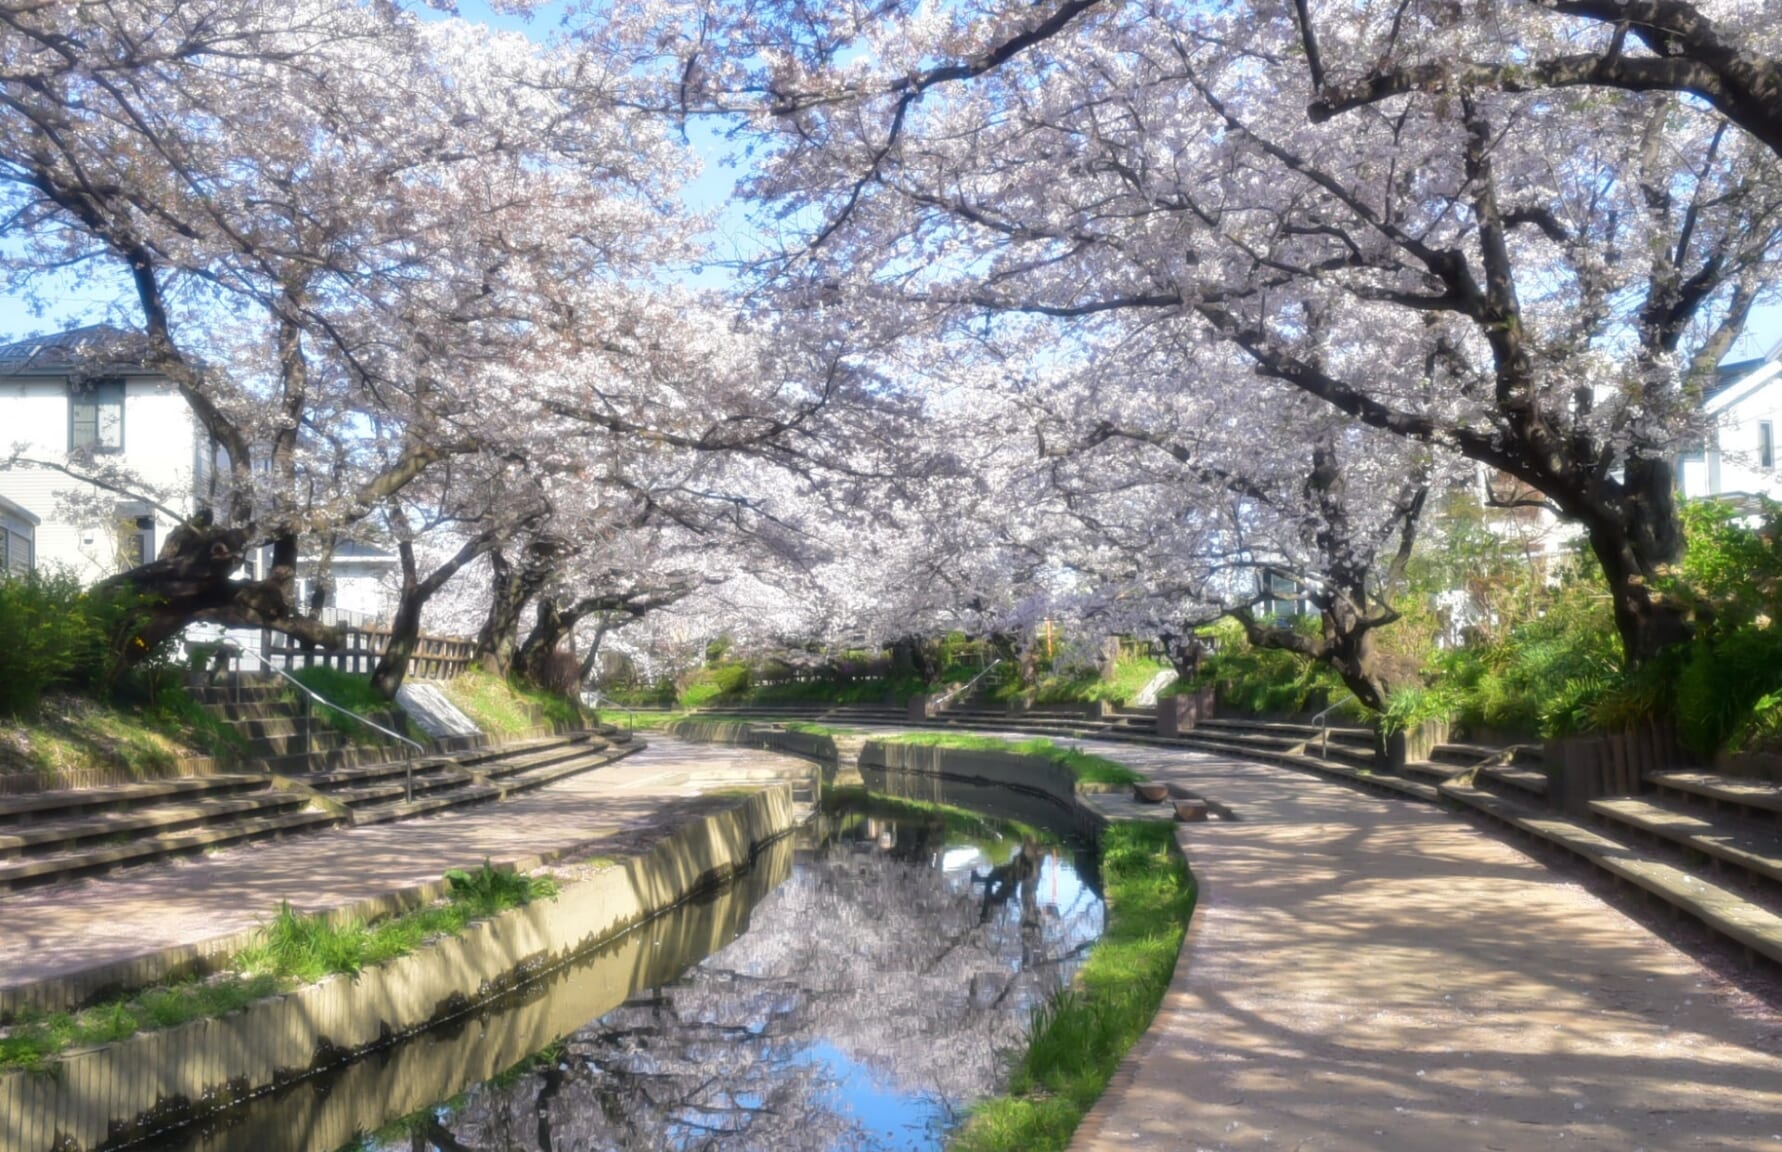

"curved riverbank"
[0, 770, 802, 1151]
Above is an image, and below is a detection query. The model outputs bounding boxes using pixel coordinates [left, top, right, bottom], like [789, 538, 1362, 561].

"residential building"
[0, 494, 37, 577]
[0, 324, 398, 622]
[1680, 339, 1782, 503]
[0, 326, 203, 584]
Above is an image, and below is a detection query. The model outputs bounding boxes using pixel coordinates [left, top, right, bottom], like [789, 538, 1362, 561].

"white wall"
[1685, 366, 1782, 502]
[0, 375, 198, 584]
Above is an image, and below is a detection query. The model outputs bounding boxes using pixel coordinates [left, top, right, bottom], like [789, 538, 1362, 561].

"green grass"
[885, 733, 1143, 787]
[237, 861, 557, 983]
[0, 861, 558, 1069]
[0, 690, 230, 781]
[281, 667, 421, 744]
[441, 669, 586, 737]
[951, 821, 1196, 1151]
[0, 973, 282, 1071]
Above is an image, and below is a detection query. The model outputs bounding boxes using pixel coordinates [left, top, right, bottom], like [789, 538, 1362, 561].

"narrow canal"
[129, 779, 1105, 1152]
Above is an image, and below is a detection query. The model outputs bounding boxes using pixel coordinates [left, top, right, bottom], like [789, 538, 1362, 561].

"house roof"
[0, 324, 157, 378]
[0, 494, 40, 526]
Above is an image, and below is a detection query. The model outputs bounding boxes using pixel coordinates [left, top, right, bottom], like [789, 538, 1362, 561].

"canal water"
[127, 783, 1105, 1152]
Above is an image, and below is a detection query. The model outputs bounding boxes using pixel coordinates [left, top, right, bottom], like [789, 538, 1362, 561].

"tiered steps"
[0, 724, 639, 893]
[1426, 741, 1550, 802]
[189, 675, 414, 772]
[1439, 775, 1782, 969]
[306, 733, 634, 825]
[0, 776, 339, 893]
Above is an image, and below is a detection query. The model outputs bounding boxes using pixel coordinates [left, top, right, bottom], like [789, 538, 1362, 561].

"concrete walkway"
[1049, 738, 1782, 1152]
[0, 737, 806, 990]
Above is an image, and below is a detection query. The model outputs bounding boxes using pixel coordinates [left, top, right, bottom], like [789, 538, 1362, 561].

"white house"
[0, 324, 398, 623]
[0, 493, 38, 577]
[0, 325, 204, 584]
[1680, 339, 1782, 503]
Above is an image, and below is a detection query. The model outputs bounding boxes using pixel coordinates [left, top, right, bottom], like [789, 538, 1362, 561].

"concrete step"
[0, 776, 269, 827]
[324, 767, 478, 808]
[1477, 763, 1551, 800]
[1398, 760, 1470, 785]
[0, 790, 307, 860]
[1160, 731, 1432, 802]
[1439, 779, 1782, 969]
[240, 728, 351, 758]
[1430, 741, 1544, 768]
[189, 684, 286, 704]
[1197, 718, 1377, 745]
[1648, 771, 1782, 820]
[346, 743, 637, 826]
[0, 807, 341, 894]
[1591, 796, 1782, 888]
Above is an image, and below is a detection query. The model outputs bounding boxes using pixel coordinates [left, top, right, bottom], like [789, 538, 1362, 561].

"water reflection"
[132, 789, 1103, 1152]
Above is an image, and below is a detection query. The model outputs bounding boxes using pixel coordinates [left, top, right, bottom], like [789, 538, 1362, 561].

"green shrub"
[0, 570, 163, 714]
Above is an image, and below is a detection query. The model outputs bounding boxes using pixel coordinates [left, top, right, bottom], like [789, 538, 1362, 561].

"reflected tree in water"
[398, 817, 1100, 1151]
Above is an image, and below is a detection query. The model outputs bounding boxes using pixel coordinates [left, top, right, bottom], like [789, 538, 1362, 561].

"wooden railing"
[256, 626, 475, 680]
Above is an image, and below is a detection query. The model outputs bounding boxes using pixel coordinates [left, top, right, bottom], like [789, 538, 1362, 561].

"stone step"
[1398, 760, 1470, 785]
[346, 743, 636, 826]
[189, 684, 286, 704]
[1160, 731, 1432, 802]
[240, 728, 351, 758]
[1430, 741, 1544, 768]
[298, 737, 590, 793]
[324, 768, 478, 808]
[1439, 780, 1782, 968]
[0, 790, 308, 860]
[0, 776, 269, 827]
[0, 807, 341, 894]
[1198, 718, 1377, 744]
[1590, 796, 1782, 888]
[1648, 771, 1782, 820]
[1477, 763, 1551, 799]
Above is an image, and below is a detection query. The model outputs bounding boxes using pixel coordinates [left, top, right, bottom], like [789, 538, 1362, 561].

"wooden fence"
[1546, 719, 1689, 816]
[255, 625, 475, 680]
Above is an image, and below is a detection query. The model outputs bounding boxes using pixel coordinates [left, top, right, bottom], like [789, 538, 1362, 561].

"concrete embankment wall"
[858, 740, 1108, 839]
[667, 721, 1108, 838]
[0, 786, 796, 1152]
[667, 718, 842, 763]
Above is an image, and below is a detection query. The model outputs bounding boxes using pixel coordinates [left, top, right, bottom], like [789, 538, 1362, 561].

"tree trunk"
[474, 537, 565, 675]
[514, 597, 571, 688]
[370, 528, 504, 699]
[474, 549, 524, 674]
[1578, 460, 1694, 668]
[370, 541, 423, 700]
[94, 513, 341, 670]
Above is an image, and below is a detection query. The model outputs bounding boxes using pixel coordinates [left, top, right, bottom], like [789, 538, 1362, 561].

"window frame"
[1760, 420, 1775, 471]
[68, 378, 126, 454]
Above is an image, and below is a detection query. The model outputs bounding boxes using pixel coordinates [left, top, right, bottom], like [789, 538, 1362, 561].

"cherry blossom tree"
[600, 0, 1782, 669]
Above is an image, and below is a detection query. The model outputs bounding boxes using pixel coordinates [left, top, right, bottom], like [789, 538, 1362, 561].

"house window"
[1761, 421, 1775, 471]
[69, 379, 125, 453]
[1, 528, 29, 576]
[115, 512, 154, 572]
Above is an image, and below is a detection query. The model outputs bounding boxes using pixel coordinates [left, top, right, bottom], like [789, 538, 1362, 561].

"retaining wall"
[0, 786, 795, 1152]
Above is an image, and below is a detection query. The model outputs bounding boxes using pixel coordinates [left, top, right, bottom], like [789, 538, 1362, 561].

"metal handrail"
[585, 689, 635, 732]
[934, 658, 1003, 711]
[1309, 693, 1357, 760]
[225, 647, 427, 802]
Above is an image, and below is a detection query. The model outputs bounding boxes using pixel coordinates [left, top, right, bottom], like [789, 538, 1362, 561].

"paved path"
[0, 737, 807, 989]
[1043, 738, 1782, 1152]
